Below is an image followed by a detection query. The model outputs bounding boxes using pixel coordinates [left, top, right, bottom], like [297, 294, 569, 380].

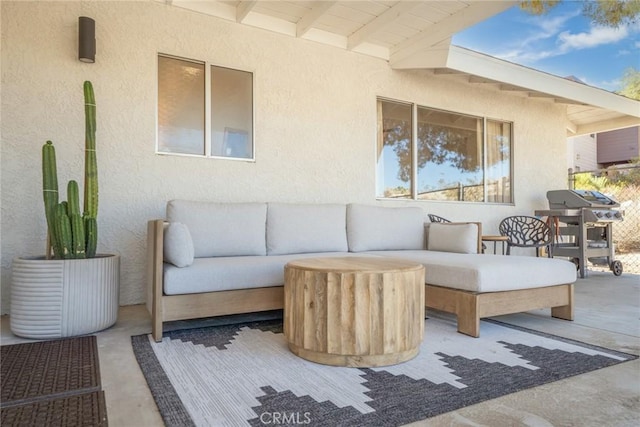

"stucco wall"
[0, 1, 570, 313]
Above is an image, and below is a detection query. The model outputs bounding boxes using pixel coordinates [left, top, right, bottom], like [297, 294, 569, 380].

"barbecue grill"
[534, 189, 623, 278]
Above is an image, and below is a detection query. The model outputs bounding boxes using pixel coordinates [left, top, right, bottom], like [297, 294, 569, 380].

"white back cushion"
[267, 203, 348, 255]
[166, 200, 267, 257]
[427, 223, 479, 254]
[347, 204, 425, 252]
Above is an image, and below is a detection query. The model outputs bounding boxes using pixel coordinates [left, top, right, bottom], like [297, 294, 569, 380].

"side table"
[481, 235, 509, 255]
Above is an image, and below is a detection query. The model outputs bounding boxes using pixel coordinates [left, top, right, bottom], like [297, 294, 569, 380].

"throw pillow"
[163, 222, 195, 267]
[427, 223, 478, 254]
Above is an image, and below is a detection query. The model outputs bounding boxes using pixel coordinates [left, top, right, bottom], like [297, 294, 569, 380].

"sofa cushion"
[427, 223, 479, 254]
[163, 222, 194, 267]
[364, 250, 577, 292]
[266, 203, 348, 255]
[347, 204, 425, 252]
[166, 200, 267, 257]
[163, 252, 369, 295]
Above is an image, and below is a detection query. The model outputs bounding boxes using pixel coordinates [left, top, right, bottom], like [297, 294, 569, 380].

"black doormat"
[1, 391, 107, 426]
[1, 336, 107, 426]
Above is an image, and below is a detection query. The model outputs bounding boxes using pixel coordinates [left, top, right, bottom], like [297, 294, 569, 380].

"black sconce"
[78, 16, 95, 63]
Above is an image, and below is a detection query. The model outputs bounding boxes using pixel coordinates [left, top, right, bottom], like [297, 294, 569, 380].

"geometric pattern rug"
[132, 314, 636, 427]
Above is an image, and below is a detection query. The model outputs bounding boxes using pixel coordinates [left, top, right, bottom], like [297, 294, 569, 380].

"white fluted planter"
[10, 255, 120, 339]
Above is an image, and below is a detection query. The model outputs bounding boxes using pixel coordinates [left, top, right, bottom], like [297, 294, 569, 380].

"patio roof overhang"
[393, 45, 640, 137]
[165, 0, 640, 136]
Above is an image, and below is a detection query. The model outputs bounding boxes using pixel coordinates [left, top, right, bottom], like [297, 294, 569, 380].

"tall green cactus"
[68, 180, 86, 259]
[42, 141, 61, 259]
[83, 81, 98, 219]
[42, 81, 98, 259]
[54, 203, 72, 259]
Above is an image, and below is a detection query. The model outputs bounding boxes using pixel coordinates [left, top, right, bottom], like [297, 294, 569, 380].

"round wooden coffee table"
[283, 256, 425, 367]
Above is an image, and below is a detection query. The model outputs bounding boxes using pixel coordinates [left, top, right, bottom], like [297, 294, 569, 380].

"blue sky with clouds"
[452, 1, 640, 92]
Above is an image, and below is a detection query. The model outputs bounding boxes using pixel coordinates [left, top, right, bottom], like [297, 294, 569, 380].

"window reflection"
[211, 66, 253, 159]
[417, 107, 483, 202]
[376, 100, 412, 198]
[376, 99, 513, 204]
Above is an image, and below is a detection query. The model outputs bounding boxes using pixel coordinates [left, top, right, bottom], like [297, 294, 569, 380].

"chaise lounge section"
[147, 201, 576, 342]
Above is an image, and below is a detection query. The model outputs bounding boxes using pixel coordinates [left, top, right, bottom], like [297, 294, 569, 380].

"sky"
[452, 1, 640, 93]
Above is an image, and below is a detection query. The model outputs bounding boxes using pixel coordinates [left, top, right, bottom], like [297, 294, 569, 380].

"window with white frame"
[157, 54, 254, 160]
[376, 98, 512, 203]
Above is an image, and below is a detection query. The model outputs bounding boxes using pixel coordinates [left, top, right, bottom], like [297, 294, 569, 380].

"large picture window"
[157, 54, 254, 160]
[376, 99, 512, 203]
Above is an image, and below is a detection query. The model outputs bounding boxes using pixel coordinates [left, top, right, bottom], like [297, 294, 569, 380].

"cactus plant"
[42, 81, 98, 259]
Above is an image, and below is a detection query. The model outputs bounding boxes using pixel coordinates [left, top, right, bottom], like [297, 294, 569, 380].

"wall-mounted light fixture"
[78, 16, 95, 63]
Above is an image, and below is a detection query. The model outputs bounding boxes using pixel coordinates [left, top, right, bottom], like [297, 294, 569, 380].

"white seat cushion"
[364, 250, 577, 292]
[163, 252, 371, 295]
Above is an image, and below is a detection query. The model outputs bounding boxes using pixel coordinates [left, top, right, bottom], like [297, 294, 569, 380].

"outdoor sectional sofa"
[147, 201, 577, 342]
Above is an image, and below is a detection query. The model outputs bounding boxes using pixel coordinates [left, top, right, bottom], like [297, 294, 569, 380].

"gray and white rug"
[132, 314, 635, 426]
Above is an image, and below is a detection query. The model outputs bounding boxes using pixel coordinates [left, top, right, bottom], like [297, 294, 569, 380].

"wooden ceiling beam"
[555, 98, 589, 105]
[347, 1, 421, 50]
[468, 76, 497, 84]
[297, 1, 337, 38]
[236, 1, 257, 23]
[433, 68, 465, 75]
[499, 84, 529, 91]
[391, 1, 514, 66]
[528, 92, 556, 99]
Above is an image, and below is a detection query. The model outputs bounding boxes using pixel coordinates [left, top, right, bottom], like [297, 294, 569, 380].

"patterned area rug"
[132, 315, 636, 427]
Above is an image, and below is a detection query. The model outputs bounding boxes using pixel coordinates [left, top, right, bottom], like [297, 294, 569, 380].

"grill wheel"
[610, 260, 623, 276]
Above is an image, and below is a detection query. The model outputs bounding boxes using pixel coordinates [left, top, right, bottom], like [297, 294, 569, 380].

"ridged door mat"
[1, 335, 107, 426]
[1, 391, 107, 426]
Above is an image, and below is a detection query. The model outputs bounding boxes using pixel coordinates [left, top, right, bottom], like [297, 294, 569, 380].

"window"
[376, 99, 512, 203]
[376, 100, 412, 199]
[157, 56, 205, 155]
[157, 54, 254, 160]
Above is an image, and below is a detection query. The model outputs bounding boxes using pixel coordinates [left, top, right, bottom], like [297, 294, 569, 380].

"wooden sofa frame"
[147, 220, 284, 342]
[423, 221, 574, 337]
[425, 283, 574, 337]
[147, 219, 574, 342]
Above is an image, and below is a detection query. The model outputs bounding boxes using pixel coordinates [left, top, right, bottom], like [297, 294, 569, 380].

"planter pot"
[10, 254, 120, 339]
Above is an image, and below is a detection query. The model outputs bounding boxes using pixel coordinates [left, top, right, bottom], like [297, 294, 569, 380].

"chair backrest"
[499, 216, 551, 248]
[428, 214, 451, 223]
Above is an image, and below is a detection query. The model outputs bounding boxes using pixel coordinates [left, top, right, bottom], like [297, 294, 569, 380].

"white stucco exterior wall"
[0, 1, 570, 313]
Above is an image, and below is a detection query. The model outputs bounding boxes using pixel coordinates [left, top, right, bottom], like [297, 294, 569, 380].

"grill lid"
[547, 190, 619, 209]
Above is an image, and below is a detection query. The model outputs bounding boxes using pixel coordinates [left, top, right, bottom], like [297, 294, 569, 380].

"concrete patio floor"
[1, 270, 638, 426]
